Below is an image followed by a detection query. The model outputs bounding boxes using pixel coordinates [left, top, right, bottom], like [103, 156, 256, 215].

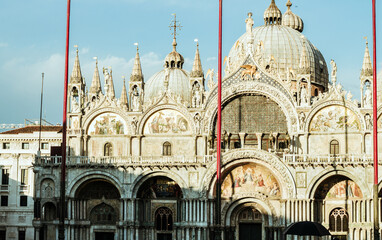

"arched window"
[329, 208, 349, 232]
[104, 143, 113, 156]
[239, 208, 262, 222]
[90, 203, 116, 225]
[314, 89, 319, 96]
[155, 207, 173, 240]
[330, 140, 339, 155]
[163, 142, 171, 156]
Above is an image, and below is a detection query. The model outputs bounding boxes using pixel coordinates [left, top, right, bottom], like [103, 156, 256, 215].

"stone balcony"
[34, 155, 215, 169]
[34, 153, 378, 169]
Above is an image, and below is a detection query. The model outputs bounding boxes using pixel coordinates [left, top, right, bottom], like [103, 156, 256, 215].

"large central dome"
[226, 0, 328, 89]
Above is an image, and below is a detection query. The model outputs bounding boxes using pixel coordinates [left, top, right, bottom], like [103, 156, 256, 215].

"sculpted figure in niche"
[300, 85, 309, 106]
[299, 112, 306, 130]
[206, 69, 216, 91]
[363, 84, 372, 108]
[192, 82, 201, 108]
[365, 114, 372, 130]
[131, 117, 138, 135]
[245, 12, 254, 33]
[194, 113, 202, 134]
[131, 86, 140, 111]
[71, 96, 80, 113]
[269, 132, 275, 150]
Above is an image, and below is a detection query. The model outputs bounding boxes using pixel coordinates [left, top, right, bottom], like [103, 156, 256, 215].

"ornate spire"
[131, 43, 143, 82]
[120, 77, 128, 106]
[191, 39, 203, 78]
[70, 47, 83, 84]
[282, 0, 304, 32]
[264, 0, 282, 25]
[89, 57, 102, 95]
[361, 38, 373, 77]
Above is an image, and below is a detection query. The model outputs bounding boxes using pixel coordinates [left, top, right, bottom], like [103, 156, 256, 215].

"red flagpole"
[372, 0, 379, 239]
[215, 0, 223, 239]
[59, 0, 71, 239]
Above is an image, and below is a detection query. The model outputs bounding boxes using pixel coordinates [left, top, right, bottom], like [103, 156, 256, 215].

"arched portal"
[313, 175, 363, 239]
[136, 176, 183, 239]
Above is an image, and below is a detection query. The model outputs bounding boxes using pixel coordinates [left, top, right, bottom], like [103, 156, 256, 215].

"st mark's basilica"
[31, 0, 382, 239]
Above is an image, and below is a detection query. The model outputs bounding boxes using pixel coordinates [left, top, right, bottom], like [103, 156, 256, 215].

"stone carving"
[296, 172, 306, 188]
[191, 82, 202, 108]
[131, 117, 138, 135]
[364, 113, 372, 130]
[299, 112, 306, 130]
[71, 96, 80, 113]
[194, 113, 202, 135]
[206, 69, 216, 91]
[245, 12, 254, 33]
[255, 40, 264, 64]
[300, 85, 309, 106]
[131, 86, 141, 111]
[330, 59, 337, 85]
[363, 84, 372, 108]
[224, 56, 232, 76]
[309, 105, 360, 132]
[240, 65, 258, 80]
[41, 179, 54, 198]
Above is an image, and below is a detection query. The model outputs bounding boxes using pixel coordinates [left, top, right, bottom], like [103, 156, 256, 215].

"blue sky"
[0, 0, 381, 125]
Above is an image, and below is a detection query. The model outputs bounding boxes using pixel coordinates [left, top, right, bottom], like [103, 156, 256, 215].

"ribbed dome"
[264, 0, 282, 25]
[226, 25, 328, 87]
[144, 68, 190, 104]
[282, 0, 304, 32]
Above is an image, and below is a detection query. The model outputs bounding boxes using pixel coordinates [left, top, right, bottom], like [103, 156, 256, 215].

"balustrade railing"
[283, 154, 374, 165]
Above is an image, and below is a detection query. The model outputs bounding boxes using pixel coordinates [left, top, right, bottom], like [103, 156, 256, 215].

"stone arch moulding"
[204, 82, 299, 135]
[82, 108, 130, 135]
[222, 197, 277, 227]
[130, 170, 188, 199]
[304, 100, 365, 132]
[306, 169, 371, 199]
[138, 105, 197, 136]
[201, 149, 296, 199]
[67, 171, 123, 198]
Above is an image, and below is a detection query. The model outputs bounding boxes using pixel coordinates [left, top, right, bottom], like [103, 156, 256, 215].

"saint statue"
[330, 59, 337, 84]
[363, 84, 372, 108]
[131, 86, 140, 111]
[300, 86, 309, 106]
[245, 12, 254, 33]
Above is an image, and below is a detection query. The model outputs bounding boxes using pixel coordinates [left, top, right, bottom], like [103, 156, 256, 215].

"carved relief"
[41, 179, 55, 198]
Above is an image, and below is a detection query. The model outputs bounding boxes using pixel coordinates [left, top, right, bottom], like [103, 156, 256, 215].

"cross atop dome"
[169, 13, 182, 51]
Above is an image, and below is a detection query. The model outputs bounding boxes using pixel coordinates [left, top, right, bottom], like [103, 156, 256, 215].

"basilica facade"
[33, 0, 382, 239]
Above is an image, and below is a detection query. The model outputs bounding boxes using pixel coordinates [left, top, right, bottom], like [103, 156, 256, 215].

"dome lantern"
[164, 14, 184, 69]
[264, 0, 282, 25]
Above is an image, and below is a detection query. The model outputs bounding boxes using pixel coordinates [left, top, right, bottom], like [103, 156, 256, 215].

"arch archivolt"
[304, 100, 365, 132]
[222, 197, 276, 227]
[138, 104, 197, 135]
[306, 169, 371, 199]
[130, 170, 188, 198]
[67, 171, 123, 198]
[202, 149, 296, 199]
[203, 82, 298, 135]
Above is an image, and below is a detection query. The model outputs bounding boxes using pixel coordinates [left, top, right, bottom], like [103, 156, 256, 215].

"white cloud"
[207, 57, 217, 62]
[0, 42, 8, 48]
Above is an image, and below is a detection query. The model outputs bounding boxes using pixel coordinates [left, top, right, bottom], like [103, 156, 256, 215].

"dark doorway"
[157, 233, 172, 240]
[95, 232, 114, 240]
[239, 223, 262, 240]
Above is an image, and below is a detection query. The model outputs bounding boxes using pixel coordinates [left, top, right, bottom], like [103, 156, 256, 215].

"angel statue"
[330, 59, 337, 84]
[206, 69, 216, 90]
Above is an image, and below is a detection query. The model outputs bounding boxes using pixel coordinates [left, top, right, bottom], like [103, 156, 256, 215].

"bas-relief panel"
[221, 163, 281, 198]
[309, 105, 360, 132]
[144, 110, 191, 134]
[316, 178, 363, 199]
[88, 113, 126, 135]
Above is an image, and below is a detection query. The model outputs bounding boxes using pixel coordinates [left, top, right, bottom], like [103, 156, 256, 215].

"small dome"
[264, 0, 282, 25]
[144, 68, 190, 104]
[164, 39, 185, 69]
[282, 0, 304, 32]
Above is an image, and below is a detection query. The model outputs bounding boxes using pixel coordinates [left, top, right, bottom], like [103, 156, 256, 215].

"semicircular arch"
[201, 149, 296, 199]
[67, 170, 123, 198]
[306, 169, 370, 199]
[130, 170, 188, 198]
[83, 108, 130, 135]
